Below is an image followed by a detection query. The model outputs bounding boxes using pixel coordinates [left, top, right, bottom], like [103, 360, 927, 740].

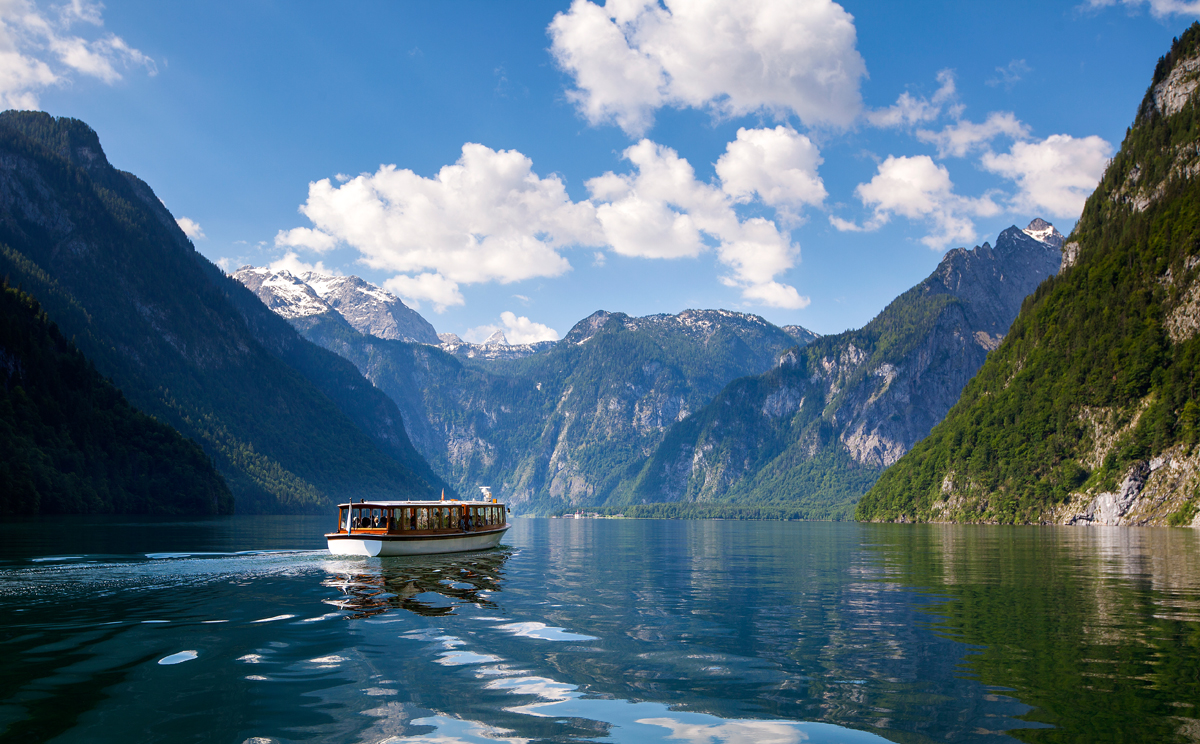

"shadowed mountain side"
[615, 225, 1063, 517]
[857, 24, 1200, 526]
[0, 282, 231, 515]
[0, 111, 448, 512]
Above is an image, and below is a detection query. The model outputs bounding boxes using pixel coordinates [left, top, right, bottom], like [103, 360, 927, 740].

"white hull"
[326, 526, 508, 557]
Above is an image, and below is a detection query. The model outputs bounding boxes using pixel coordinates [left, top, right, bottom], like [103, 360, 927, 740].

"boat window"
[417, 508, 428, 530]
[338, 507, 347, 530]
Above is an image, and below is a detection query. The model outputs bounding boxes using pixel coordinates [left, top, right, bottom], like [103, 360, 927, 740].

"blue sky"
[4, 0, 1198, 341]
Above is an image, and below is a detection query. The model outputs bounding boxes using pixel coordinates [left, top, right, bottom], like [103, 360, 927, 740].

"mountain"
[1, 282, 231, 515]
[230, 272, 819, 514]
[615, 222, 1063, 519]
[301, 271, 439, 343]
[856, 25, 1200, 527]
[0, 111, 448, 512]
[436, 332, 557, 363]
[234, 266, 554, 362]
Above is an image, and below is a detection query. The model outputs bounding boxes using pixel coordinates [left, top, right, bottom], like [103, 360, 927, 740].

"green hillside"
[857, 25, 1200, 526]
[0, 111, 448, 512]
[1, 282, 231, 515]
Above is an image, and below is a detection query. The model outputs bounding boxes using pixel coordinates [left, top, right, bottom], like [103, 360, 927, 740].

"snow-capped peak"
[1023, 218, 1065, 250]
[232, 266, 331, 319]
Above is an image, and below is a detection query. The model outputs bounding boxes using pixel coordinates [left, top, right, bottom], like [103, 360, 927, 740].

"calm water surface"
[1, 517, 1199, 743]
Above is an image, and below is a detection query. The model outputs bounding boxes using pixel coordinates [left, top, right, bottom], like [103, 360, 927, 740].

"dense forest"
[857, 24, 1200, 525]
[0, 281, 231, 514]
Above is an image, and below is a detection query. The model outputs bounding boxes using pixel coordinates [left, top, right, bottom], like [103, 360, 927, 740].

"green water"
[1, 517, 1197, 743]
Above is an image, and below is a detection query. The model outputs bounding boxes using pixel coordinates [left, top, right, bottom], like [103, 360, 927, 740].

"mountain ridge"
[612, 221, 1063, 518]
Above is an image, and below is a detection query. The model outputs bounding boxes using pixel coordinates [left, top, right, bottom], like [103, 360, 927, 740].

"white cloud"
[548, 0, 866, 135]
[464, 311, 559, 344]
[287, 143, 602, 295]
[0, 0, 155, 109]
[268, 251, 337, 277]
[1086, 0, 1200, 17]
[867, 69, 956, 128]
[275, 226, 337, 252]
[588, 139, 808, 308]
[716, 126, 826, 214]
[283, 137, 812, 311]
[916, 111, 1030, 158]
[982, 134, 1113, 218]
[835, 155, 999, 249]
[383, 272, 465, 313]
[176, 216, 205, 239]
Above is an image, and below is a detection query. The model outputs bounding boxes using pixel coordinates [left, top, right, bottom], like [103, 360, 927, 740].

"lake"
[1, 517, 1198, 743]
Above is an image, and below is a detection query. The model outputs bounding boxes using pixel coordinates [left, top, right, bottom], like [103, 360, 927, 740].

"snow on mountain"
[233, 266, 331, 319]
[233, 267, 440, 344]
[299, 272, 440, 344]
[1023, 218, 1065, 250]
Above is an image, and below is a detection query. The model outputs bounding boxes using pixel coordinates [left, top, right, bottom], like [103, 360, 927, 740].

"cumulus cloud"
[833, 155, 999, 249]
[548, 0, 866, 135]
[275, 226, 337, 252]
[383, 273, 465, 313]
[916, 111, 1030, 158]
[465, 311, 559, 344]
[867, 69, 957, 128]
[1086, 0, 1200, 17]
[716, 126, 826, 215]
[281, 137, 814, 311]
[589, 139, 808, 308]
[176, 216, 205, 239]
[290, 143, 601, 284]
[982, 134, 1112, 218]
[279, 143, 604, 311]
[0, 0, 155, 109]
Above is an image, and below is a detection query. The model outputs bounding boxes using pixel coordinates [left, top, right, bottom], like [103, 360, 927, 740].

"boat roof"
[337, 500, 505, 507]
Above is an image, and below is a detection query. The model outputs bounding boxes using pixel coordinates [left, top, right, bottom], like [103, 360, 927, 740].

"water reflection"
[321, 548, 512, 618]
[871, 524, 1200, 743]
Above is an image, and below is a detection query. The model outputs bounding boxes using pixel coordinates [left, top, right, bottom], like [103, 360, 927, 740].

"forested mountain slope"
[0, 111, 447, 512]
[616, 223, 1063, 519]
[0, 282, 230, 515]
[857, 25, 1200, 527]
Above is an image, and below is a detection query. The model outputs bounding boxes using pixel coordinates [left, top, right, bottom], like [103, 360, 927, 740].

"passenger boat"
[326, 490, 510, 557]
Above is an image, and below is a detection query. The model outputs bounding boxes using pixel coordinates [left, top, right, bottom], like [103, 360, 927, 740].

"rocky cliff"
[617, 222, 1063, 518]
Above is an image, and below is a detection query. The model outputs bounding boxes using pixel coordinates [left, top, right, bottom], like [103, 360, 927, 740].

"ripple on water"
[494, 621, 596, 641]
[157, 650, 198, 665]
